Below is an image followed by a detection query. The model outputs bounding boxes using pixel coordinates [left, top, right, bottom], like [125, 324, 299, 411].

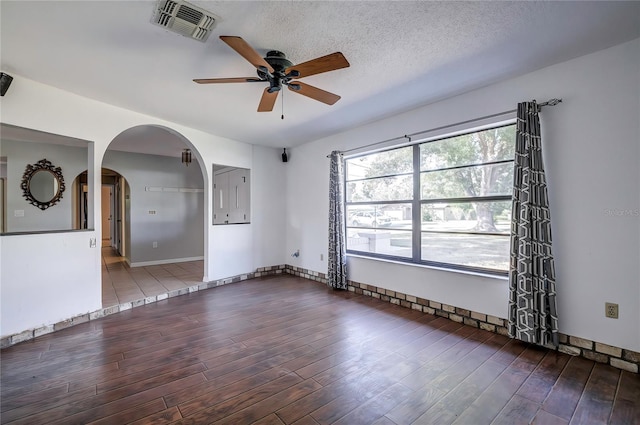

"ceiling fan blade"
[193, 77, 263, 84]
[258, 88, 279, 112]
[288, 52, 350, 79]
[288, 81, 341, 105]
[220, 36, 274, 74]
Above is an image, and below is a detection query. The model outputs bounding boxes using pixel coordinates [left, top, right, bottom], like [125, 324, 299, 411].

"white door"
[101, 185, 112, 247]
[213, 171, 229, 224]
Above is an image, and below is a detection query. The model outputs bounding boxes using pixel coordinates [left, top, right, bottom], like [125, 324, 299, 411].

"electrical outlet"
[152, 241, 158, 248]
[320, 254, 324, 261]
[89, 238, 97, 248]
[605, 302, 619, 319]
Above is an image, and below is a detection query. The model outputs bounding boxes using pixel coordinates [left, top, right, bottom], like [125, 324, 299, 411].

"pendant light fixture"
[182, 148, 192, 166]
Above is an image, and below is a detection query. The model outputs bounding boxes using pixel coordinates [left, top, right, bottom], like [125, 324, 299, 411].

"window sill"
[346, 252, 509, 281]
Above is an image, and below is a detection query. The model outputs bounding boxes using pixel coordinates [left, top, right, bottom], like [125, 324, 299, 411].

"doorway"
[75, 168, 126, 255]
[101, 185, 112, 247]
[100, 125, 205, 306]
[101, 168, 125, 255]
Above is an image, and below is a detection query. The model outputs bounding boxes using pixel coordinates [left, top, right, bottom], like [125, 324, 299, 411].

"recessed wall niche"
[212, 164, 250, 225]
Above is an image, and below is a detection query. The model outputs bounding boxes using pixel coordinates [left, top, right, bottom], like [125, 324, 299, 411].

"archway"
[99, 125, 206, 307]
[72, 168, 128, 254]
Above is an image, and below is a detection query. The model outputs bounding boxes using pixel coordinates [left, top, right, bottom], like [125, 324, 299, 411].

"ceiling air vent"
[151, 0, 217, 42]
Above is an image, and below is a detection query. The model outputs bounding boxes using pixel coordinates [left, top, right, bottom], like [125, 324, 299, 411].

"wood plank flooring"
[1, 275, 638, 424]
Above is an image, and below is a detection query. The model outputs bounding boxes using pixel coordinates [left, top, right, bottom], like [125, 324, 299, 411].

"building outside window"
[345, 123, 516, 274]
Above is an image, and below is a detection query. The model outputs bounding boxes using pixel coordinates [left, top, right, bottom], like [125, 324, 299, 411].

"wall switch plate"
[605, 302, 619, 319]
[89, 238, 97, 248]
[320, 254, 324, 261]
[152, 241, 158, 248]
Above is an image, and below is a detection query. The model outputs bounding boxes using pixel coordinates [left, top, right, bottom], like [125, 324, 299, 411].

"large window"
[345, 123, 516, 274]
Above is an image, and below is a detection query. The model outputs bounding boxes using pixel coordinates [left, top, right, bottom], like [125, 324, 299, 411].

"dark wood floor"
[1, 275, 638, 425]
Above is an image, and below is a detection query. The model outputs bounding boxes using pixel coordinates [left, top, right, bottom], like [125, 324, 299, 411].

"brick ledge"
[1, 265, 286, 349]
[284, 264, 640, 374]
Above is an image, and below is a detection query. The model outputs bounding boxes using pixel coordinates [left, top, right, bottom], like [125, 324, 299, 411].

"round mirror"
[29, 170, 59, 203]
[21, 159, 65, 210]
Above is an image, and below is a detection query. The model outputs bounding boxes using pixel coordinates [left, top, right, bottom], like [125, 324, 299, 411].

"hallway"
[101, 248, 204, 307]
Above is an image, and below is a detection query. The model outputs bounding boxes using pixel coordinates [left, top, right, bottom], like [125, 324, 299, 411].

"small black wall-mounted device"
[0, 72, 13, 96]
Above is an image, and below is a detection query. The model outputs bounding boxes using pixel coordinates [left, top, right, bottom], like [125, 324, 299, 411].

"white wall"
[102, 150, 204, 265]
[252, 145, 287, 269]
[286, 38, 640, 352]
[208, 145, 287, 279]
[0, 76, 287, 337]
[1, 140, 88, 232]
[0, 231, 101, 337]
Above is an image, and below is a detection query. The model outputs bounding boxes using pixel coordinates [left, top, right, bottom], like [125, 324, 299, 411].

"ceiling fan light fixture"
[194, 36, 350, 112]
[286, 70, 300, 78]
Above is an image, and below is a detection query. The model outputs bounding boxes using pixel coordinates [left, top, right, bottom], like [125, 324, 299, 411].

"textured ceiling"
[1, 1, 639, 153]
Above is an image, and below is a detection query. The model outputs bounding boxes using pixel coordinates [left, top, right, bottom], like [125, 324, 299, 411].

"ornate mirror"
[21, 159, 65, 210]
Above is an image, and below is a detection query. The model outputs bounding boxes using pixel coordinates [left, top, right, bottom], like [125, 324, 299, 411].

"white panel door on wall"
[229, 168, 250, 223]
[213, 171, 229, 224]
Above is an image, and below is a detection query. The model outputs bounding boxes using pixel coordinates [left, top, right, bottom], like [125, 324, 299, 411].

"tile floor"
[101, 248, 204, 307]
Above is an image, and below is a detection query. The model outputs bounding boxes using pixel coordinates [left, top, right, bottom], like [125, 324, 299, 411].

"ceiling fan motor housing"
[258, 51, 296, 92]
[265, 51, 293, 73]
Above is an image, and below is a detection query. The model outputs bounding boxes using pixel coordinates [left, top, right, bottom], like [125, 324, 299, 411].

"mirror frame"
[20, 158, 66, 210]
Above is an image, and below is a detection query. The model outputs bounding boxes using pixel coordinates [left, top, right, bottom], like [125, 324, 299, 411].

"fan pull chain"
[281, 88, 285, 120]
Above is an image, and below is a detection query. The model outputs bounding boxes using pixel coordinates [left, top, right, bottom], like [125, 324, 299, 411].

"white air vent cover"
[151, 0, 217, 42]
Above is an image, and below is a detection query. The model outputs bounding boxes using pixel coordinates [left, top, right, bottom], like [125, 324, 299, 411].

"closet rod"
[327, 98, 562, 158]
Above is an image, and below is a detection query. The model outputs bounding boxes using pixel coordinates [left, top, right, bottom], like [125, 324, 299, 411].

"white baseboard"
[130, 256, 204, 267]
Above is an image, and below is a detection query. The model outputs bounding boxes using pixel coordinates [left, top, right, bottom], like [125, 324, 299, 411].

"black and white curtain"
[508, 101, 559, 346]
[328, 151, 347, 289]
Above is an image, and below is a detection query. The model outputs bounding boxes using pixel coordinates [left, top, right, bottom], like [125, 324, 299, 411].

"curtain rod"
[327, 98, 562, 158]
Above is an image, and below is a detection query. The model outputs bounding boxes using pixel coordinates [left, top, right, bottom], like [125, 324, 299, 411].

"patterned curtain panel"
[328, 151, 347, 289]
[508, 101, 559, 347]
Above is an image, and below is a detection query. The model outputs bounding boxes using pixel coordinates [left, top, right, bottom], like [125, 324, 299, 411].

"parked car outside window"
[349, 211, 392, 227]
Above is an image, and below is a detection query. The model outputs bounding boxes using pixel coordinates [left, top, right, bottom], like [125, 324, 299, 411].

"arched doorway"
[73, 167, 128, 254]
[99, 125, 206, 307]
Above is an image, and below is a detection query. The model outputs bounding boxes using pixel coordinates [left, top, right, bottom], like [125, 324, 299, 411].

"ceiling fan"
[194, 36, 350, 112]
